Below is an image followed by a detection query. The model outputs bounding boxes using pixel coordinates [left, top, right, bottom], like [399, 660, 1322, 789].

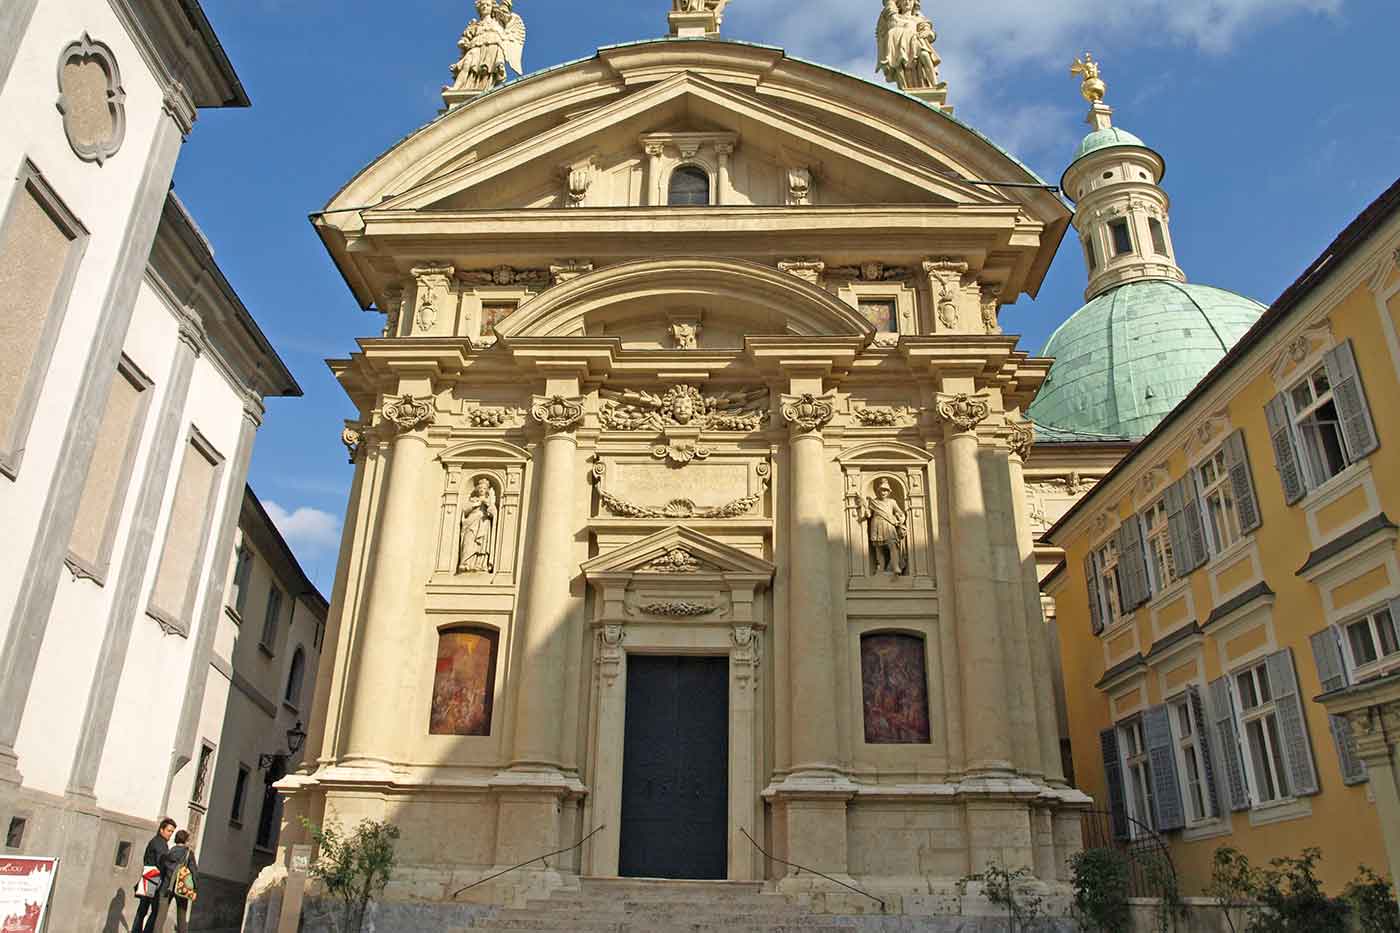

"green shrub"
[1070, 847, 1131, 932]
[301, 816, 401, 933]
[1346, 866, 1400, 933]
[1250, 848, 1349, 933]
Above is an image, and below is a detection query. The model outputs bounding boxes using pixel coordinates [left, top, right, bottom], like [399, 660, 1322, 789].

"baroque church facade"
[276, 2, 1100, 912]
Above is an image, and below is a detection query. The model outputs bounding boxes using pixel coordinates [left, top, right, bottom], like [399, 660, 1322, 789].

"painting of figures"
[430, 628, 498, 735]
[860, 632, 931, 744]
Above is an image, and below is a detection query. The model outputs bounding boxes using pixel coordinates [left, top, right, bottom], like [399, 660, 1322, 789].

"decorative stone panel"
[57, 35, 126, 164]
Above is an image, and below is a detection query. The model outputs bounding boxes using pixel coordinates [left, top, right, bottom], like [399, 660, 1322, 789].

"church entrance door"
[619, 655, 729, 879]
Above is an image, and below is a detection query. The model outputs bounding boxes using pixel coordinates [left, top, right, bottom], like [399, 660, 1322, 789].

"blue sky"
[174, 0, 1400, 594]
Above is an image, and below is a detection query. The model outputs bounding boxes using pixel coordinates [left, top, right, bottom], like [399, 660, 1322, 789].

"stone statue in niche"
[458, 476, 499, 573]
[859, 479, 908, 575]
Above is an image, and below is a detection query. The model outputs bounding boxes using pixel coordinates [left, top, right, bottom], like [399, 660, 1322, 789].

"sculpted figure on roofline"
[449, 0, 526, 93]
[876, 0, 941, 91]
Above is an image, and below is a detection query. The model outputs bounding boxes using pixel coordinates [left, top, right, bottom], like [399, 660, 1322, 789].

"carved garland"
[642, 547, 702, 573]
[853, 405, 917, 427]
[382, 395, 436, 432]
[638, 601, 717, 618]
[597, 490, 762, 520]
[599, 385, 769, 432]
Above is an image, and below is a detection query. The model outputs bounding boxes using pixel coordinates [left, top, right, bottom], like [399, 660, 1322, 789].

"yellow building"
[1046, 174, 1400, 895]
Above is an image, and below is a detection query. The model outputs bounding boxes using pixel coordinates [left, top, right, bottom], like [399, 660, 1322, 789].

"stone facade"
[267, 32, 1090, 918]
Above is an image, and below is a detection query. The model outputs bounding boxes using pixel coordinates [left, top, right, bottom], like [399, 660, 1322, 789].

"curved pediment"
[496, 257, 876, 341]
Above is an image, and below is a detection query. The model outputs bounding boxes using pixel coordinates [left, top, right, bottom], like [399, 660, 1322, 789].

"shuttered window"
[1143, 705, 1186, 832]
[1343, 603, 1400, 676]
[1206, 676, 1251, 812]
[1119, 719, 1156, 834]
[1310, 626, 1368, 785]
[1270, 341, 1380, 498]
[1197, 447, 1244, 554]
[1084, 554, 1104, 635]
[1230, 651, 1320, 805]
[1094, 538, 1125, 626]
[1117, 517, 1151, 611]
[1173, 689, 1221, 821]
[1100, 728, 1130, 840]
[1165, 476, 1209, 575]
[1142, 498, 1177, 594]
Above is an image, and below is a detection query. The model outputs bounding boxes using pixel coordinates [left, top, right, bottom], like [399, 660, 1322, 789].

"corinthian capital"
[936, 393, 991, 434]
[381, 394, 436, 433]
[530, 394, 585, 433]
[780, 393, 835, 434]
[1008, 418, 1034, 461]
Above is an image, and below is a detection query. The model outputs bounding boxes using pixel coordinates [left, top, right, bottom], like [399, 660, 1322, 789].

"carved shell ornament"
[936, 393, 991, 434]
[642, 548, 702, 573]
[530, 395, 584, 432]
[652, 441, 712, 465]
[381, 395, 436, 432]
[781, 393, 836, 433]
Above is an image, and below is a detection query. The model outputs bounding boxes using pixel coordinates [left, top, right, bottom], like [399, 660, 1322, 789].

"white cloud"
[264, 501, 342, 552]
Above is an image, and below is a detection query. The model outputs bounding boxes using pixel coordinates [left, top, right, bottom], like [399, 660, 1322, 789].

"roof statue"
[876, 0, 949, 109]
[445, 0, 526, 108]
[669, 0, 730, 37]
[1070, 52, 1105, 104]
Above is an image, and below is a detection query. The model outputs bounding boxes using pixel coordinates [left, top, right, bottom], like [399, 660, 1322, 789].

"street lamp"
[258, 720, 307, 774]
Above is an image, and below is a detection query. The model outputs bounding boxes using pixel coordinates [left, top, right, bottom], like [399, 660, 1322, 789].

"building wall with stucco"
[1048, 183, 1400, 895]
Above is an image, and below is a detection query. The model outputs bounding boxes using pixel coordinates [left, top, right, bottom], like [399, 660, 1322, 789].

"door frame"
[584, 620, 764, 880]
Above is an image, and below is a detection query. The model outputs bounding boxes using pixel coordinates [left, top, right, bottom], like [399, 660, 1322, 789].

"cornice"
[105, 0, 248, 109]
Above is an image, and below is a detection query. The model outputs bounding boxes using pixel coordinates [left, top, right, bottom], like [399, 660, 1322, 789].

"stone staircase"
[456, 877, 869, 933]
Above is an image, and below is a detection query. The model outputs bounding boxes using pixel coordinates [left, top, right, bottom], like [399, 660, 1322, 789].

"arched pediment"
[836, 441, 933, 464]
[438, 439, 531, 464]
[496, 257, 876, 340]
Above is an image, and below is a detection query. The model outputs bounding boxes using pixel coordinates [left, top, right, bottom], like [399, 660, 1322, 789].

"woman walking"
[161, 829, 199, 932]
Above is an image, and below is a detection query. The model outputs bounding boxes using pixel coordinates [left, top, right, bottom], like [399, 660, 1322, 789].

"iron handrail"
[738, 826, 886, 913]
[451, 824, 605, 899]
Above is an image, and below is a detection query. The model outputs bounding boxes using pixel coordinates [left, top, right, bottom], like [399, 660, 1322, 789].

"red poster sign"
[0, 858, 58, 933]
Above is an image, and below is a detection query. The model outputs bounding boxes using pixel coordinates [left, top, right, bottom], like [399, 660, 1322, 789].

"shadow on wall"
[103, 887, 129, 933]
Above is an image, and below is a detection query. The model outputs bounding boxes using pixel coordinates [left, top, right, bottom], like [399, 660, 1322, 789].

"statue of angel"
[876, 0, 940, 91]
[449, 0, 526, 94]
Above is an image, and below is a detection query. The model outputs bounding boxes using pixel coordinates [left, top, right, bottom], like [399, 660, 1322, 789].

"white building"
[185, 488, 328, 932]
[0, 2, 305, 928]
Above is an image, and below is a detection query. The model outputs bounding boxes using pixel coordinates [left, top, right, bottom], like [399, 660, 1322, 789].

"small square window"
[115, 841, 132, 868]
[5, 817, 25, 849]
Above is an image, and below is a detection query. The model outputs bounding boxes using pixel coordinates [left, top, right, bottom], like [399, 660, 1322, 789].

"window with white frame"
[1170, 698, 1209, 823]
[1344, 605, 1400, 678]
[1287, 365, 1350, 486]
[260, 586, 283, 653]
[1096, 538, 1124, 626]
[1234, 663, 1291, 804]
[1119, 719, 1155, 833]
[1142, 498, 1177, 593]
[1196, 447, 1243, 554]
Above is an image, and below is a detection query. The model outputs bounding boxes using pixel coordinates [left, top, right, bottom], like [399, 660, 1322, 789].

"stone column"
[1347, 702, 1400, 909]
[715, 142, 733, 206]
[507, 393, 584, 769]
[645, 143, 665, 206]
[781, 392, 841, 774]
[340, 392, 436, 765]
[937, 392, 1013, 775]
[1008, 420, 1066, 784]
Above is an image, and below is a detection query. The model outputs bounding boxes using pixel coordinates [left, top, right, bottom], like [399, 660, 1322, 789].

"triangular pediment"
[581, 525, 775, 582]
[376, 72, 1003, 213]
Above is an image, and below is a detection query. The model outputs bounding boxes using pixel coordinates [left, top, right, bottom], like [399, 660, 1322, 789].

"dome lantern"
[1062, 53, 1185, 302]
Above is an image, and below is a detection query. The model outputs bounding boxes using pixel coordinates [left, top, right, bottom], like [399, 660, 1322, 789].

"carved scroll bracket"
[530, 395, 585, 433]
[781, 393, 836, 435]
[1007, 418, 1034, 461]
[381, 394, 436, 433]
[923, 258, 970, 332]
[935, 393, 991, 435]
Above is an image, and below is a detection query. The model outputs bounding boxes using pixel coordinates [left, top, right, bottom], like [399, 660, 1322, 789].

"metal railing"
[1080, 809, 1179, 900]
[739, 826, 887, 913]
[451, 824, 605, 899]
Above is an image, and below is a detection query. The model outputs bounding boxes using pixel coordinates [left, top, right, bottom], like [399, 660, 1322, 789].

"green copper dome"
[1073, 126, 1147, 163]
[1027, 280, 1265, 440]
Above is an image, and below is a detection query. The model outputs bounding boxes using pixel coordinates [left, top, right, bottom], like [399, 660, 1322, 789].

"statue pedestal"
[668, 10, 720, 38]
[442, 86, 487, 111]
[906, 83, 952, 113]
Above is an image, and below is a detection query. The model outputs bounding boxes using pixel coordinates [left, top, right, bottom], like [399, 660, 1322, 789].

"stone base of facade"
[0, 780, 157, 931]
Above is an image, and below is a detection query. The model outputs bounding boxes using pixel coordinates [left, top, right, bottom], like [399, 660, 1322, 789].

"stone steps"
[457, 878, 865, 932]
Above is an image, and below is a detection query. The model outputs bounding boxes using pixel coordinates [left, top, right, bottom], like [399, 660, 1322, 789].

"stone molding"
[57, 34, 126, 165]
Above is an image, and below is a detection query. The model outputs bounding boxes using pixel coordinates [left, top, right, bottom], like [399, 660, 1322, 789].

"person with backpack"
[133, 817, 175, 933]
[160, 829, 199, 933]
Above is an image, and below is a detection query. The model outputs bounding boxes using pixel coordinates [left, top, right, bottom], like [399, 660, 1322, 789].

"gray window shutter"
[1143, 704, 1186, 832]
[1324, 340, 1380, 460]
[1308, 628, 1365, 785]
[1265, 649, 1320, 796]
[1118, 517, 1150, 609]
[1223, 431, 1262, 534]
[1188, 686, 1222, 818]
[1100, 728, 1130, 840]
[1084, 554, 1103, 635]
[1266, 393, 1307, 504]
[1180, 471, 1210, 568]
[1207, 676, 1251, 811]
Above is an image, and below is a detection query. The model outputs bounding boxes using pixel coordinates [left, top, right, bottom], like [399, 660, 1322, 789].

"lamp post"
[258, 720, 306, 781]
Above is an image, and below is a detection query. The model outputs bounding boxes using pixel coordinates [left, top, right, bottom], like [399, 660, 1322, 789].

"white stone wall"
[0, 0, 167, 654]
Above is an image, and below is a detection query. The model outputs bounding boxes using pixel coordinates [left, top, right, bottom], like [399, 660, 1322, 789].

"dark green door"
[619, 656, 729, 879]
